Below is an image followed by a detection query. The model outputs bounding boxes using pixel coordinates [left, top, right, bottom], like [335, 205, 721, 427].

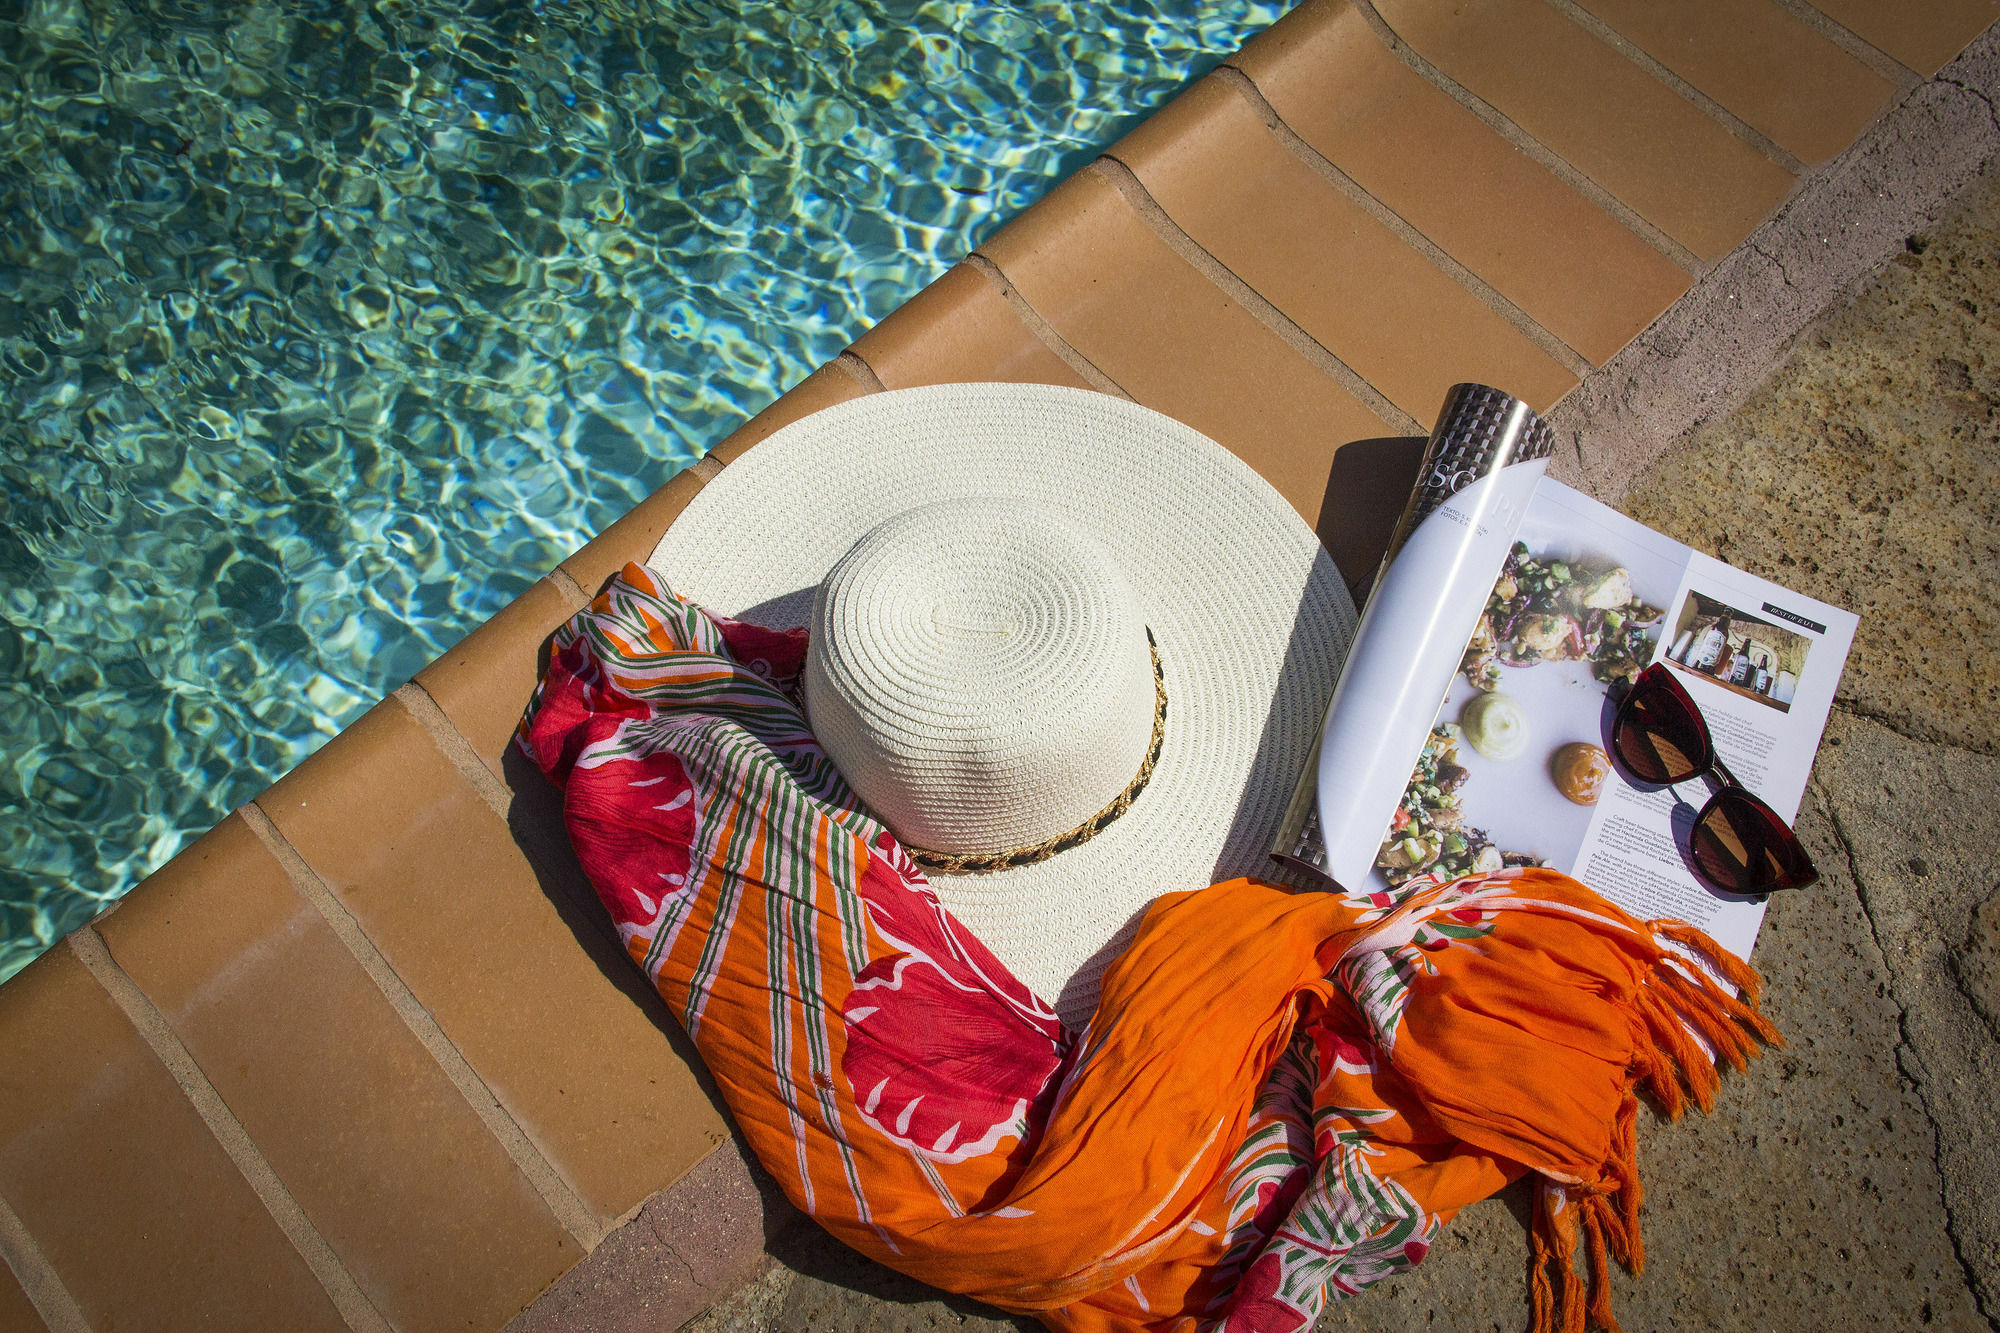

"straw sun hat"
[649, 382, 1355, 1022]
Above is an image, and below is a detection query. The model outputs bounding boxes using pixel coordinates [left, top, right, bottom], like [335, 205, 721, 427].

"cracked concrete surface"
[1942, 74, 2000, 130]
[680, 40, 2000, 1333]
[1619, 163, 2000, 1330]
[1812, 720, 2000, 1322]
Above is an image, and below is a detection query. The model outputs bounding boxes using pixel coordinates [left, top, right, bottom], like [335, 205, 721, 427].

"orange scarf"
[522, 565, 1778, 1332]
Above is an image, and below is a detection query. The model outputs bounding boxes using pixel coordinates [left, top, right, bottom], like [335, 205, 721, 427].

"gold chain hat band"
[905, 633, 1166, 875]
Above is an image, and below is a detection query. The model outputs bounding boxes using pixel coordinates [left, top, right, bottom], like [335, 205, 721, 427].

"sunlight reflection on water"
[0, 0, 1286, 977]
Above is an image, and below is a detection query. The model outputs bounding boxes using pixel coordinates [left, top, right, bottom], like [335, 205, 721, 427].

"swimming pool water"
[0, 0, 1288, 980]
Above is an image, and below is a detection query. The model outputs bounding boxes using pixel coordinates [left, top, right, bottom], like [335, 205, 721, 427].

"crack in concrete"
[1833, 698, 2000, 759]
[1818, 782, 1999, 1332]
[646, 1210, 711, 1302]
[1940, 77, 2000, 134]
[1749, 241, 1798, 291]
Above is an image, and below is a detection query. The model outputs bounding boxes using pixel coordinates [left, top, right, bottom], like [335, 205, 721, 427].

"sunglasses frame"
[1610, 663, 1819, 896]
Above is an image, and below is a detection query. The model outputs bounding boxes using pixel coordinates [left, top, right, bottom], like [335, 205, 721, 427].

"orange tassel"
[1643, 940, 1791, 1115]
[1657, 970, 1755, 1071]
[1650, 919, 1764, 1004]
[1614, 1092, 1645, 1275]
[1634, 992, 1707, 1114]
[1625, 1017, 1668, 1110]
[1650, 987, 1723, 1111]
[1580, 1197, 1621, 1333]
[1705, 979, 1783, 1049]
[1529, 1194, 1557, 1333]
[1629, 996, 1674, 1114]
[1533, 1181, 1589, 1333]
[1523, 917, 1782, 1333]
[1647, 923, 1784, 1049]
[1555, 1209, 1587, 1333]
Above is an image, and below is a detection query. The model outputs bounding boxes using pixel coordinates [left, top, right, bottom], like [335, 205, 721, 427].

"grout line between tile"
[1210, 66, 1596, 378]
[236, 798, 608, 1252]
[1087, 156, 1424, 435]
[1542, 0, 1806, 173]
[392, 684, 519, 823]
[0, 1190, 91, 1333]
[1339, 0, 1704, 272]
[545, 569, 591, 612]
[550, 567, 591, 607]
[833, 350, 887, 393]
[959, 253, 1135, 398]
[1767, 0, 1921, 85]
[680, 451, 726, 495]
[388, 682, 632, 990]
[66, 928, 393, 1333]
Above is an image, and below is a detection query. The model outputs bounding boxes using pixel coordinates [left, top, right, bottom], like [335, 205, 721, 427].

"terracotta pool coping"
[3, 1, 1997, 1329]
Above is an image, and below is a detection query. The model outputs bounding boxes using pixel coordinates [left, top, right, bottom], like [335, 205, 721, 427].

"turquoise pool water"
[0, 0, 1287, 979]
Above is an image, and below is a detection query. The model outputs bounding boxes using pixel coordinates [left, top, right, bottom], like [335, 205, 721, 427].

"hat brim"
[649, 382, 1354, 1024]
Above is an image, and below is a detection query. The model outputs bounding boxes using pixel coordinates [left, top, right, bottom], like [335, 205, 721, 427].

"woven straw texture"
[807, 498, 1159, 857]
[649, 383, 1355, 1021]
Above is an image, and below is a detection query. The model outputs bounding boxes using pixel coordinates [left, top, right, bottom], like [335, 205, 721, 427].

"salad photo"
[1461, 543, 1663, 692]
[1372, 539, 1669, 891]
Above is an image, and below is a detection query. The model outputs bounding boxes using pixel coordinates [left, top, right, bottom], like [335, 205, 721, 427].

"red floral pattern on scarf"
[519, 565, 1779, 1333]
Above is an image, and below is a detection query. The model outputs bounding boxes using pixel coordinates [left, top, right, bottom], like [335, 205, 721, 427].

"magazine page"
[1577, 543, 1857, 960]
[1364, 480, 1857, 963]
[1363, 482, 1685, 897]
[1282, 385, 1556, 889]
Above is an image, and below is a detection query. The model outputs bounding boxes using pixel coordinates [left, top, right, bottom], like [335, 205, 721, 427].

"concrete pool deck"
[3, 1, 1999, 1330]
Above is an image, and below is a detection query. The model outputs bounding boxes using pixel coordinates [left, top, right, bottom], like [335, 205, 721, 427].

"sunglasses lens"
[1692, 790, 1819, 894]
[1613, 667, 1708, 785]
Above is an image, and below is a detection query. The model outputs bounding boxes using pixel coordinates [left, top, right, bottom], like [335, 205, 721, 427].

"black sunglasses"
[1610, 663, 1818, 895]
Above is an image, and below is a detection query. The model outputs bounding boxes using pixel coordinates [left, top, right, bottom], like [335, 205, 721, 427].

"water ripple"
[0, 0, 1287, 978]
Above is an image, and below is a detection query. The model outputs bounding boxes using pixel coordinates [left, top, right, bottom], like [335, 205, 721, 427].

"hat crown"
[806, 498, 1157, 858]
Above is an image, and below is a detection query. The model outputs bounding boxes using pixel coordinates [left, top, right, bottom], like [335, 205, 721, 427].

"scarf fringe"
[1530, 1183, 1590, 1333]
[1526, 919, 1780, 1333]
[1528, 1205, 1556, 1333]
[1579, 1196, 1620, 1333]
[1611, 1091, 1644, 1275]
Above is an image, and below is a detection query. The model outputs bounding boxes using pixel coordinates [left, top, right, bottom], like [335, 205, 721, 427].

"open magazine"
[1277, 385, 1858, 964]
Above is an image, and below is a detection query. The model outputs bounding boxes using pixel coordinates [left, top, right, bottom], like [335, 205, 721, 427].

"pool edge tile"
[1373, 0, 1798, 260]
[0, 1259, 41, 1333]
[1107, 76, 1579, 415]
[414, 577, 582, 782]
[0, 946, 348, 1333]
[1226, 0, 1693, 368]
[559, 465, 716, 602]
[1573, 0, 1896, 165]
[977, 167, 1399, 530]
[1808, 0, 2000, 75]
[97, 813, 582, 1333]
[849, 263, 1091, 391]
[706, 363, 871, 470]
[254, 700, 730, 1228]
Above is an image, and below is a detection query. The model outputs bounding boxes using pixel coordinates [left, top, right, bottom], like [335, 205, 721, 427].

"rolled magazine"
[1273, 383, 1553, 891]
